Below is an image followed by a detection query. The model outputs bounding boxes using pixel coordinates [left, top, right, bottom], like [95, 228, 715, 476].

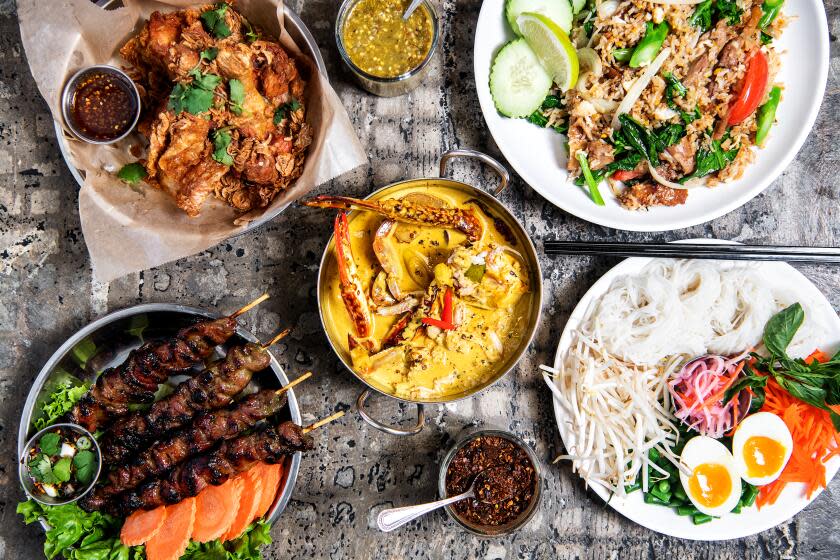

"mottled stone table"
[1, 1, 839, 558]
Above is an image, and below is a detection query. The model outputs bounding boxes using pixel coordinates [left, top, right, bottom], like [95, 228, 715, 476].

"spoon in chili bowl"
[376, 466, 513, 532]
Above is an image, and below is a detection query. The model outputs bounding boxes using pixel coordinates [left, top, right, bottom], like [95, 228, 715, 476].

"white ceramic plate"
[474, 0, 830, 232]
[548, 241, 840, 540]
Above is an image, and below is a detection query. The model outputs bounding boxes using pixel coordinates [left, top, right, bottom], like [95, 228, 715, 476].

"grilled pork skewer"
[66, 294, 269, 432]
[109, 420, 315, 516]
[99, 330, 289, 464]
[79, 373, 312, 512]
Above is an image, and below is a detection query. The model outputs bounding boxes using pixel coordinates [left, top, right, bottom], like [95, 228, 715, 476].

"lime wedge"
[516, 12, 579, 91]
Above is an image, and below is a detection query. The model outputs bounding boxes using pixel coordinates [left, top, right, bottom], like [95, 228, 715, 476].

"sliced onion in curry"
[404, 249, 432, 286]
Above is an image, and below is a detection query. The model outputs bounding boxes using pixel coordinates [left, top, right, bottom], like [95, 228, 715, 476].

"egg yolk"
[688, 463, 732, 508]
[742, 435, 786, 478]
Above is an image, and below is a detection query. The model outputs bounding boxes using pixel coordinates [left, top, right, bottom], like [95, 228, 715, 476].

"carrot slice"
[253, 462, 284, 521]
[120, 506, 168, 546]
[145, 497, 196, 560]
[192, 476, 244, 543]
[222, 469, 264, 542]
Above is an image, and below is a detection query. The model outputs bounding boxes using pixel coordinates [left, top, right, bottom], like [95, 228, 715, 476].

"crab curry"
[309, 185, 534, 401]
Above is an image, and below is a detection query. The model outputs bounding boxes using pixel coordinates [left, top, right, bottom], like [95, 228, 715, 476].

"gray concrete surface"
[1, 1, 839, 558]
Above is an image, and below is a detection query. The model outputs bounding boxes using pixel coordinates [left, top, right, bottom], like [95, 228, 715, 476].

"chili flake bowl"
[437, 429, 542, 537]
[60, 65, 141, 145]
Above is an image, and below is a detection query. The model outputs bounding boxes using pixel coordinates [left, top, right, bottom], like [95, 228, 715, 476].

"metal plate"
[17, 303, 302, 527]
[55, 0, 329, 235]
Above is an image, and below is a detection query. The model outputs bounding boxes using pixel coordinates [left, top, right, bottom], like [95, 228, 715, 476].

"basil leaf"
[40, 432, 62, 456]
[722, 373, 767, 406]
[117, 163, 147, 185]
[200, 4, 231, 38]
[775, 375, 826, 409]
[74, 450, 97, 485]
[763, 303, 804, 357]
[749, 385, 766, 413]
[831, 411, 840, 432]
[465, 264, 486, 283]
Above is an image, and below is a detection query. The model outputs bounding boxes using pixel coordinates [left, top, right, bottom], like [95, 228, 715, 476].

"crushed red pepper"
[445, 435, 536, 527]
[69, 71, 137, 141]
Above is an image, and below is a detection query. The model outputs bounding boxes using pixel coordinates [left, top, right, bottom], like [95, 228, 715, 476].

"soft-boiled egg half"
[679, 436, 741, 517]
[732, 411, 793, 486]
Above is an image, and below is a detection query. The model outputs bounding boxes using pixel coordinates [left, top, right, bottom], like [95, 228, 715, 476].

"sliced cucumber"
[571, 0, 585, 14]
[490, 39, 553, 118]
[505, 0, 573, 35]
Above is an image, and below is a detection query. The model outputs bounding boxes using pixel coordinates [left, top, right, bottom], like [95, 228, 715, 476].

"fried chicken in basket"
[121, 1, 312, 216]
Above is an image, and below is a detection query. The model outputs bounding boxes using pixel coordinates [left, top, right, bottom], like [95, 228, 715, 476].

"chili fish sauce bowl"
[438, 430, 542, 536]
[20, 423, 102, 506]
[61, 65, 141, 144]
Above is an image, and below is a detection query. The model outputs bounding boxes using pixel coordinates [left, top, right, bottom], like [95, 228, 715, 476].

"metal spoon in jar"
[402, 0, 423, 20]
[376, 466, 512, 532]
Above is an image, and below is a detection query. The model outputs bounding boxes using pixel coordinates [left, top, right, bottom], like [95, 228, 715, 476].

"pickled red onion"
[668, 352, 750, 438]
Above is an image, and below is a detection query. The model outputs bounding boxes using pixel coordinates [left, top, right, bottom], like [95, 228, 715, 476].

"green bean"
[625, 482, 642, 494]
[742, 485, 759, 507]
[613, 48, 633, 62]
[673, 485, 688, 502]
[630, 21, 669, 68]
[755, 86, 781, 146]
[648, 448, 661, 462]
[649, 487, 671, 503]
[692, 513, 713, 525]
[759, 0, 784, 29]
[657, 480, 671, 494]
[676, 505, 697, 516]
[576, 152, 605, 206]
[644, 493, 669, 506]
[732, 503, 742, 514]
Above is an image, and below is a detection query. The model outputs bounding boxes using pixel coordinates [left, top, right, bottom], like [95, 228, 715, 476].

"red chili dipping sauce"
[444, 435, 537, 527]
[68, 71, 138, 142]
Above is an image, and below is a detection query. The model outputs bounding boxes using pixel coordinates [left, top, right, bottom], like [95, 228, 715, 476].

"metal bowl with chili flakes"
[438, 429, 542, 536]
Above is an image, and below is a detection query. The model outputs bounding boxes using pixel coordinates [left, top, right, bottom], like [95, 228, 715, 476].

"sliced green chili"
[755, 86, 781, 146]
[630, 21, 669, 68]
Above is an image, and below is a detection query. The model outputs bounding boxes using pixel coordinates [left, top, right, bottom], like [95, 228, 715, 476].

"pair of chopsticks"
[543, 241, 840, 264]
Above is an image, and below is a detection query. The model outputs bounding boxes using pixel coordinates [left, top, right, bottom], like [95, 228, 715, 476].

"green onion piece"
[754, 86, 781, 146]
[630, 21, 669, 68]
[692, 513, 713, 525]
[612, 48, 633, 62]
[676, 505, 696, 516]
[576, 152, 605, 206]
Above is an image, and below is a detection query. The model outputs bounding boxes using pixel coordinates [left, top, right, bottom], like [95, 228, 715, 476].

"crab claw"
[335, 212, 373, 338]
[303, 195, 483, 243]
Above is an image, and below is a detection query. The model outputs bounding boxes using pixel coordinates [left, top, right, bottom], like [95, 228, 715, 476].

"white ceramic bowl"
[474, 0, 830, 232]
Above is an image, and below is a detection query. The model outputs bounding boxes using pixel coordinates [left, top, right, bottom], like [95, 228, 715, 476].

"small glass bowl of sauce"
[19, 423, 102, 506]
[438, 429, 542, 536]
[336, 0, 439, 97]
[61, 65, 141, 144]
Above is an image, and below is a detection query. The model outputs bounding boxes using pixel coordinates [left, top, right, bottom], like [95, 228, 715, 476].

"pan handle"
[356, 390, 425, 436]
[439, 149, 510, 197]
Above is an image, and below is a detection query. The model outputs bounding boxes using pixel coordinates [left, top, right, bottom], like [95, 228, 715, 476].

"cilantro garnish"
[200, 3, 232, 39]
[211, 129, 234, 166]
[273, 99, 301, 125]
[228, 79, 246, 115]
[168, 68, 222, 115]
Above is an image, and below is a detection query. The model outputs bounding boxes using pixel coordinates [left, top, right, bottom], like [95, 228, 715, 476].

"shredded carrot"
[755, 351, 840, 508]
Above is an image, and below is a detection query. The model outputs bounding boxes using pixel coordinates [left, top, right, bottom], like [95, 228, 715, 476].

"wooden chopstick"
[542, 242, 840, 264]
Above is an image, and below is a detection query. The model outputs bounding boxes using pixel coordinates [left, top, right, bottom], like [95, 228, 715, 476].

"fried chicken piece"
[151, 113, 229, 216]
[216, 43, 274, 140]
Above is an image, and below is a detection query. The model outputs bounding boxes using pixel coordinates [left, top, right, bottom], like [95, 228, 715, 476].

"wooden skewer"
[260, 328, 291, 350]
[275, 371, 312, 395]
[302, 410, 346, 434]
[231, 293, 270, 318]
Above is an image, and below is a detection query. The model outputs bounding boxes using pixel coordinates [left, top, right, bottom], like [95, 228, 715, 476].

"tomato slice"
[612, 169, 644, 182]
[727, 50, 769, 126]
